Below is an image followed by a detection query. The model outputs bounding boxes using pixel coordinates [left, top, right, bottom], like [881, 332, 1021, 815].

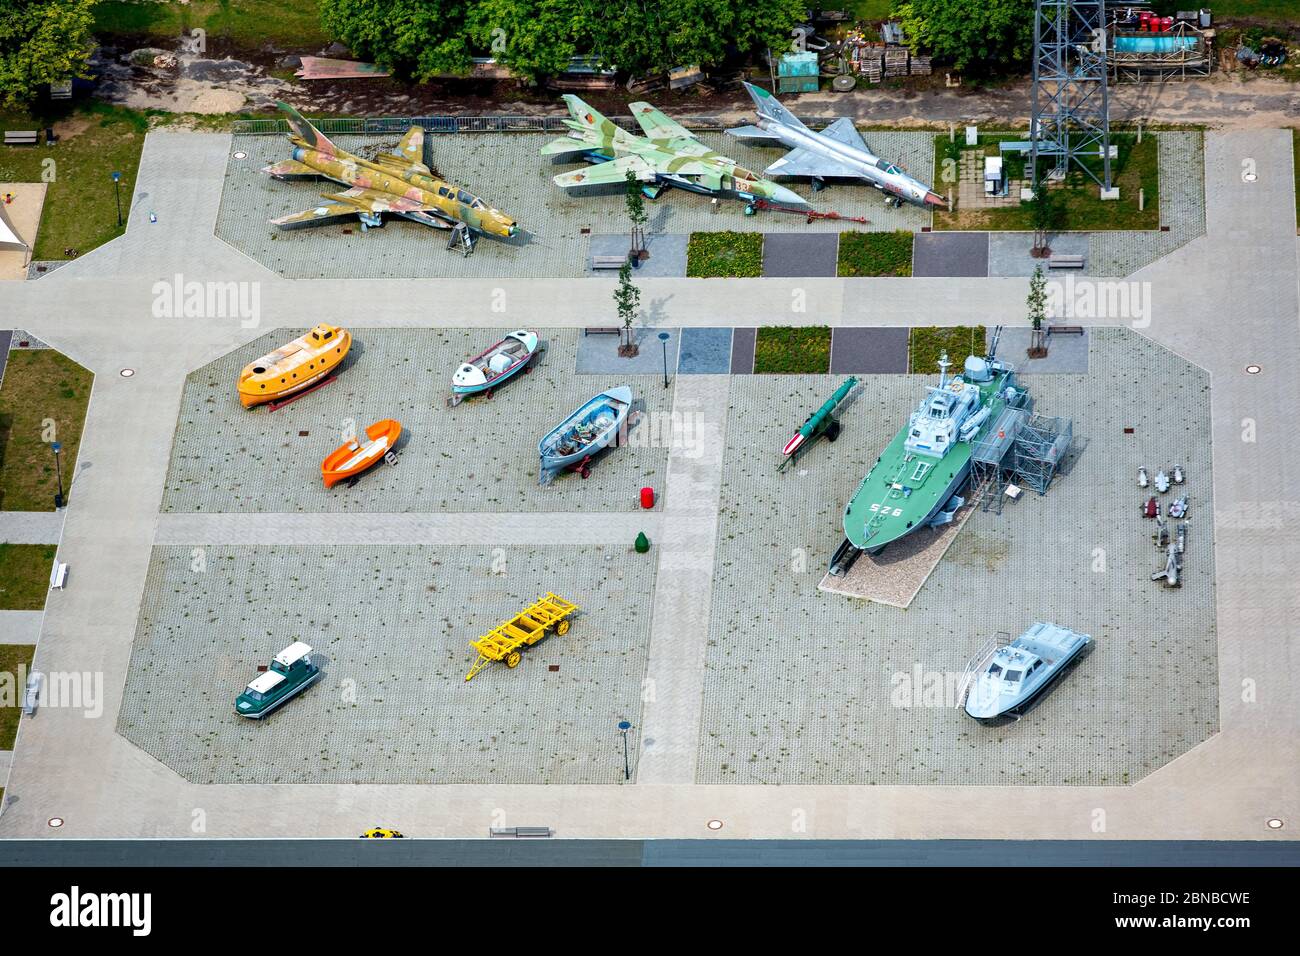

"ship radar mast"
[937, 352, 952, 388]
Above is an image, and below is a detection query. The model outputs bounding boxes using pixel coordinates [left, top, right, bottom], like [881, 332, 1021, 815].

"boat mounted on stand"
[449, 329, 541, 406]
[238, 323, 352, 409]
[538, 385, 632, 483]
[962, 621, 1091, 722]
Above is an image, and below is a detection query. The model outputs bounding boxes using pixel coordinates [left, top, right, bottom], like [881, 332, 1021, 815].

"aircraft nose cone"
[770, 184, 810, 208]
[923, 190, 948, 208]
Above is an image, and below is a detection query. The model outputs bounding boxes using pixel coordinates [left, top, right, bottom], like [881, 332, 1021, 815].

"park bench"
[23, 673, 41, 716]
[1047, 324, 1085, 336]
[1047, 253, 1086, 269]
[583, 327, 621, 336]
[4, 130, 39, 146]
[489, 826, 553, 838]
[591, 253, 630, 270]
[49, 561, 68, 590]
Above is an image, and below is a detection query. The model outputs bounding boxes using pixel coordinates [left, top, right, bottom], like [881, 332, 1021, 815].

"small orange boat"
[238, 323, 351, 408]
[321, 419, 402, 488]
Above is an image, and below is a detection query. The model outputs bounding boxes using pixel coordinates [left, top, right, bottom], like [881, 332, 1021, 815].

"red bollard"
[640, 486, 655, 509]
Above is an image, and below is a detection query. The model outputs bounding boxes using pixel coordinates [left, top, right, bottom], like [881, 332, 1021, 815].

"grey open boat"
[538, 385, 632, 483]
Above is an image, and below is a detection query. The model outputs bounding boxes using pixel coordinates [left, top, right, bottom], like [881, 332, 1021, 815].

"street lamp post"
[658, 331, 671, 389]
[51, 441, 64, 509]
[617, 720, 632, 781]
[111, 171, 122, 228]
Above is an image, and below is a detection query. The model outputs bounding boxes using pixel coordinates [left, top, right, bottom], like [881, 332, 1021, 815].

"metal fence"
[230, 113, 845, 136]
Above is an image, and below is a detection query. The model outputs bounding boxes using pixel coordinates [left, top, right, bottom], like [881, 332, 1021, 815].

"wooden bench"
[4, 130, 39, 146]
[582, 327, 621, 336]
[49, 561, 68, 590]
[1047, 253, 1086, 269]
[1047, 324, 1085, 336]
[591, 253, 630, 270]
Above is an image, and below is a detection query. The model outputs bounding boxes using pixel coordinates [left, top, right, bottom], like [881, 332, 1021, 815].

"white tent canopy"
[0, 204, 28, 252]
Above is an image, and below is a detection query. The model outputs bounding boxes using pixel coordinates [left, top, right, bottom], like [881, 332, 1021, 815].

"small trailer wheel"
[826, 420, 841, 442]
[556, 619, 571, 636]
[506, 651, 522, 668]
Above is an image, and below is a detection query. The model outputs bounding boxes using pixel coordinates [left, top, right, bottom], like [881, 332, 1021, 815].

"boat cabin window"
[988, 663, 1002, 677]
[245, 688, 264, 701]
[321, 330, 333, 340]
[271, 661, 289, 674]
[1004, 669, 1022, 682]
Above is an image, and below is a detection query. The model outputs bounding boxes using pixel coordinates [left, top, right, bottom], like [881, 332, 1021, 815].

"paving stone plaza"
[162, 328, 671, 513]
[699, 328, 1216, 786]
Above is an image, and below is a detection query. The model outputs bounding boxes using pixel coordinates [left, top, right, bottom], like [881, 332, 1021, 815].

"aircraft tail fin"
[276, 101, 338, 155]
[743, 82, 809, 131]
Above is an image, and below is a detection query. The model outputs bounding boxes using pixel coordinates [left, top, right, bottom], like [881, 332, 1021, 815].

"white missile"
[727, 82, 947, 209]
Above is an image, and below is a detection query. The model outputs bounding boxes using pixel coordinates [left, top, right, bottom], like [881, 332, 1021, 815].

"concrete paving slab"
[576, 326, 679, 375]
[0, 611, 42, 644]
[762, 233, 839, 277]
[587, 235, 687, 277]
[162, 328, 671, 514]
[993, 327, 1090, 373]
[678, 328, 733, 374]
[988, 232, 1090, 278]
[913, 232, 990, 278]
[117, 544, 656, 785]
[217, 131, 935, 280]
[829, 326, 909, 373]
[0, 511, 64, 544]
[730, 327, 756, 374]
[699, 328, 1216, 785]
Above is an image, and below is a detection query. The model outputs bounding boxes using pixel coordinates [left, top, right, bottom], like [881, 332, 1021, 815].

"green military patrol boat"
[830, 328, 1025, 574]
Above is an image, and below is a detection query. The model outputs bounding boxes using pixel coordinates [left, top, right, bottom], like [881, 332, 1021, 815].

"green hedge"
[686, 231, 763, 277]
[837, 230, 914, 276]
[754, 327, 832, 374]
[908, 326, 987, 374]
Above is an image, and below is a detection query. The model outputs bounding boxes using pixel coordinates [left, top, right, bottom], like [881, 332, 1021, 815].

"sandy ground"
[0, 183, 45, 280]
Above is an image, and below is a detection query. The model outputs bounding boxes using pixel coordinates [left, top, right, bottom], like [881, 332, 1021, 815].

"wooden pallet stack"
[909, 55, 932, 76]
[884, 47, 910, 77]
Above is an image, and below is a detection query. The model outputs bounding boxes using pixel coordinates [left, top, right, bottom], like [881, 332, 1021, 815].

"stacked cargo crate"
[884, 47, 909, 77]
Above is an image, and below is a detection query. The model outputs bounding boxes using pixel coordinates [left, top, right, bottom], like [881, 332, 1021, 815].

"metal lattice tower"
[1029, 0, 1113, 190]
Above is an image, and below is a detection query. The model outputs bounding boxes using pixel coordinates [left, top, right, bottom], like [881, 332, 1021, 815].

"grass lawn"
[0, 350, 94, 512]
[0, 644, 36, 750]
[0, 103, 151, 260]
[1152, 0, 1296, 24]
[754, 327, 833, 374]
[686, 231, 764, 277]
[908, 326, 988, 374]
[837, 230, 913, 276]
[0, 544, 57, 610]
[1293, 130, 1299, 234]
[932, 132, 1159, 232]
[94, 0, 330, 51]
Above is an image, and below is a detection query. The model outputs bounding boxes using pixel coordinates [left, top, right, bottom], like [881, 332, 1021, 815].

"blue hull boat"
[964, 621, 1091, 721]
[450, 329, 540, 405]
[538, 385, 632, 483]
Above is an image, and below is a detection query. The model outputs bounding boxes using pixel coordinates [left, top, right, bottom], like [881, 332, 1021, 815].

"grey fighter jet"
[726, 82, 946, 208]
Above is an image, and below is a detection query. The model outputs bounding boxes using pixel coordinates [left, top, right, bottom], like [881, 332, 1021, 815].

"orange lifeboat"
[321, 419, 402, 488]
[238, 323, 351, 408]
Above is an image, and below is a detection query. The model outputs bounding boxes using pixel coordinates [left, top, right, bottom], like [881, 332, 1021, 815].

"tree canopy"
[0, 0, 98, 110]
[320, 0, 809, 83]
[895, 0, 1034, 75]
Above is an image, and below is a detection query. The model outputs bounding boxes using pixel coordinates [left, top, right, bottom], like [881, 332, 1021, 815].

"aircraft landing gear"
[811, 177, 827, 193]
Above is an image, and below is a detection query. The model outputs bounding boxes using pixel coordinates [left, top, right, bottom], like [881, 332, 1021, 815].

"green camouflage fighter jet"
[263, 102, 517, 245]
[542, 95, 810, 210]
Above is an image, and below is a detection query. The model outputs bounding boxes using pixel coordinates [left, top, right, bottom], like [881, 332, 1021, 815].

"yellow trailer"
[465, 592, 579, 681]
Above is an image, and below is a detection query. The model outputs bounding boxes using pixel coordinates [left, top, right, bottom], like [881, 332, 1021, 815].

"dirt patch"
[52, 117, 92, 140]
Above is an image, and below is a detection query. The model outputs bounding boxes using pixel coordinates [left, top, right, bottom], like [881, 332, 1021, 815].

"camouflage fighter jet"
[263, 102, 518, 246]
[542, 95, 810, 210]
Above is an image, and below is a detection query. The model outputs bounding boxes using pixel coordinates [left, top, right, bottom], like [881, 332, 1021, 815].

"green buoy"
[634, 531, 650, 554]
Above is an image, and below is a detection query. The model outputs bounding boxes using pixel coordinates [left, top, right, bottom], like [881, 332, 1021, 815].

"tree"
[1027, 264, 1048, 358]
[0, 0, 97, 110]
[625, 170, 648, 259]
[320, 0, 476, 78]
[895, 0, 1034, 75]
[1028, 182, 1064, 256]
[466, 0, 588, 84]
[614, 258, 640, 356]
